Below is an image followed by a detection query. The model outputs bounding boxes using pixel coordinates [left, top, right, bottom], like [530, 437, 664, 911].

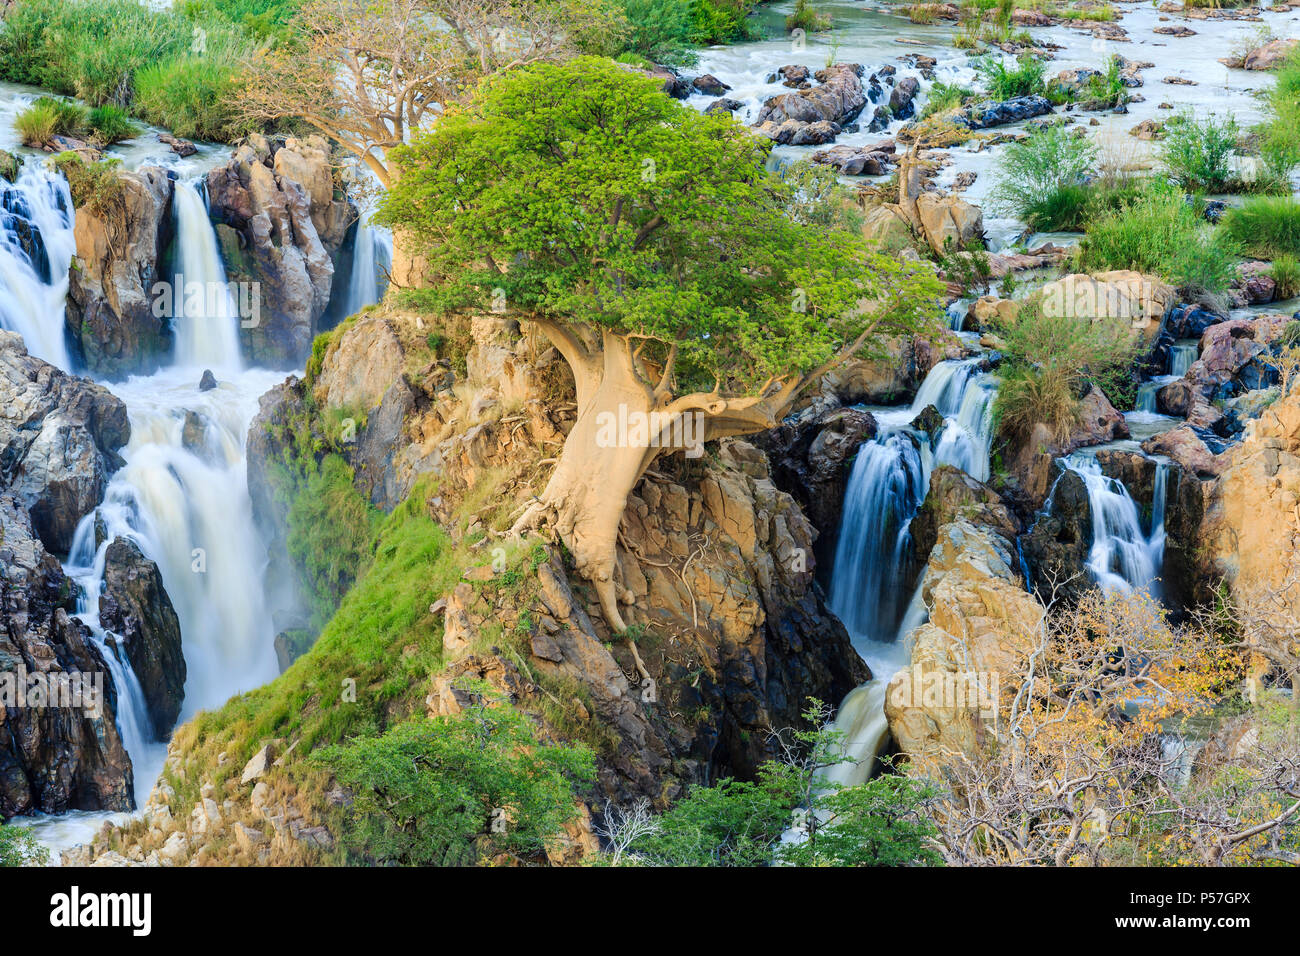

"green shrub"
[87, 104, 140, 146]
[317, 700, 595, 865]
[776, 775, 942, 867]
[1220, 196, 1300, 260]
[133, 54, 250, 141]
[0, 822, 48, 867]
[1079, 184, 1238, 294]
[988, 124, 1098, 231]
[690, 0, 755, 44]
[786, 0, 831, 33]
[920, 81, 975, 119]
[610, 0, 698, 67]
[1268, 255, 1300, 300]
[1160, 111, 1241, 193]
[975, 53, 1046, 100]
[50, 153, 127, 219]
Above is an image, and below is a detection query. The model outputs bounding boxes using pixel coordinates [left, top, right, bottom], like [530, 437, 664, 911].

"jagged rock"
[909, 404, 946, 441]
[914, 192, 984, 255]
[1034, 271, 1176, 345]
[887, 520, 1044, 772]
[752, 63, 866, 144]
[889, 76, 921, 120]
[1143, 425, 1226, 479]
[0, 494, 134, 817]
[206, 136, 351, 367]
[0, 331, 129, 554]
[1020, 465, 1092, 601]
[0, 150, 18, 183]
[157, 133, 197, 157]
[811, 144, 893, 176]
[64, 165, 174, 378]
[965, 295, 1018, 330]
[756, 406, 877, 534]
[312, 313, 406, 412]
[704, 97, 744, 116]
[910, 466, 1019, 572]
[198, 369, 217, 391]
[98, 536, 185, 736]
[958, 94, 1053, 129]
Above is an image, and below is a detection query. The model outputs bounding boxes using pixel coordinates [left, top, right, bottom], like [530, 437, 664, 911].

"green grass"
[1269, 255, 1300, 300]
[920, 81, 975, 119]
[87, 104, 140, 146]
[1079, 184, 1239, 294]
[988, 124, 1097, 231]
[1221, 197, 1300, 261]
[975, 53, 1046, 100]
[133, 53, 253, 142]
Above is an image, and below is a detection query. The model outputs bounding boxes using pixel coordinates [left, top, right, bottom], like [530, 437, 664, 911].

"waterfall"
[823, 356, 1000, 785]
[0, 165, 75, 369]
[170, 181, 244, 371]
[1064, 454, 1164, 596]
[342, 220, 391, 316]
[66, 368, 284, 723]
[1169, 341, 1198, 377]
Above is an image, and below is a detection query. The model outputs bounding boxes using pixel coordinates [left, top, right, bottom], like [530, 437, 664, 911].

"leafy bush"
[87, 104, 140, 146]
[777, 775, 942, 867]
[988, 124, 1098, 230]
[975, 53, 1046, 100]
[1079, 184, 1238, 294]
[613, 0, 698, 67]
[0, 823, 48, 867]
[318, 699, 595, 865]
[691, 0, 756, 44]
[786, 0, 831, 33]
[1160, 111, 1241, 193]
[50, 153, 128, 219]
[1220, 196, 1300, 260]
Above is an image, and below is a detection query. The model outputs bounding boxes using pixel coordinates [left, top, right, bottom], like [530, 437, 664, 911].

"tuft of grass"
[975, 53, 1046, 100]
[14, 101, 60, 146]
[920, 81, 975, 119]
[1269, 255, 1300, 300]
[1220, 196, 1300, 260]
[87, 103, 140, 146]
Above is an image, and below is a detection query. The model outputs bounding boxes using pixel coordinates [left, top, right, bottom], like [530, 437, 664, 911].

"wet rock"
[1020, 465, 1092, 602]
[198, 369, 217, 391]
[65, 165, 174, 379]
[692, 74, 731, 96]
[910, 465, 1019, 571]
[958, 94, 1053, 130]
[0, 331, 129, 554]
[703, 97, 745, 116]
[889, 76, 921, 120]
[0, 149, 18, 183]
[0, 494, 134, 817]
[157, 133, 197, 157]
[752, 63, 866, 144]
[757, 405, 877, 534]
[99, 536, 186, 736]
[811, 143, 893, 175]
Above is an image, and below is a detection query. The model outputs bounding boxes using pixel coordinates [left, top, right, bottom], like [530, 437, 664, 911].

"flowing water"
[1063, 452, 1166, 596]
[169, 181, 244, 372]
[824, 356, 997, 785]
[0, 165, 75, 368]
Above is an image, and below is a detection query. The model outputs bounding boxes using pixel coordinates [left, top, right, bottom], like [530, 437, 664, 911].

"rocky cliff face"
[99, 536, 186, 736]
[0, 330, 129, 555]
[0, 493, 134, 817]
[65, 165, 174, 379]
[206, 135, 353, 368]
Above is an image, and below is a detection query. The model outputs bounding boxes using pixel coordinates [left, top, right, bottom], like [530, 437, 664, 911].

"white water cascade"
[0, 165, 75, 368]
[342, 220, 392, 316]
[1064, 454, 1166, 596]
[823, 356, 998, 787]
[170, 180, 244, 372]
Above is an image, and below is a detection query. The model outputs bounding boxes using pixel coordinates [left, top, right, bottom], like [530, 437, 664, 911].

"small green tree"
[379, 57, 942, 629]
[776, 774, 942, 867]
[318, 690, 595, 865]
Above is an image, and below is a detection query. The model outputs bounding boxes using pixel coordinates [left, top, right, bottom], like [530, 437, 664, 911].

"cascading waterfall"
[822, 356, 999, 787]
[0, 165, 75, 368]
[1170, 341, 1198, 377]
[342, 220, 392, 316]
[1135, 341, 1200, 414]
[1064, 453, 1165, 595]
[170, 180, 244, 372]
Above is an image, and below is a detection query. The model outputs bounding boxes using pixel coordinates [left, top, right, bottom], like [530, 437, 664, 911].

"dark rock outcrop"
[1020, 465, 1093, 602]
[959, 94, 1054, 129]
[64, 165, 174, 379]
[0, 331, 129, 554]
[99, 537, 186, 736]
[0, 494, 133, 817]
[752, 63, 867, 145]
[910, 465, 1019, 575]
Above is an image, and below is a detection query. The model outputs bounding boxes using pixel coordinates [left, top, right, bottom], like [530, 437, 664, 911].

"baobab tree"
[241, 0, 617, 282]
[378, 58, 943, 630]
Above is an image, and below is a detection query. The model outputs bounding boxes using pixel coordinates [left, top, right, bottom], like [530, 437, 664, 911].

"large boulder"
[65, 165, 174, 378]
[312, 313, 407, 412]
[914, 192, 984, 255]
[886, 520, 1045, 772]
[958, 94, 1053, 129]
[910, 465, 1019, 573]
[1020, 465, 1093, 602]
[1034, 271, 1176, 346]
[1230, 37, 1299, 71]
[206, 136, 351, 367]
[0, 331, 129, 554]
[0, 494, 134, 817]
[98, 537, 186, 736]
[752, 63, 867, 144]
